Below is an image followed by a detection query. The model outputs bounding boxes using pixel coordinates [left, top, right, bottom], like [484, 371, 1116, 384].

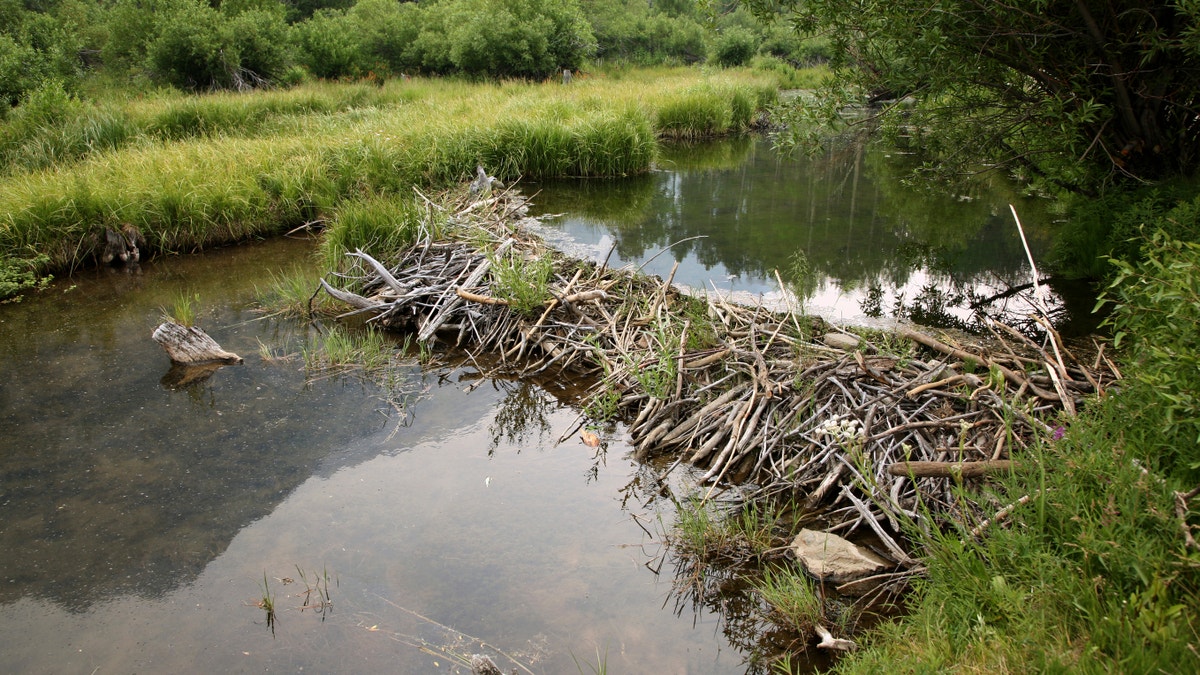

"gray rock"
[822, 333, 861, 351]
[791, 529, 891, 584]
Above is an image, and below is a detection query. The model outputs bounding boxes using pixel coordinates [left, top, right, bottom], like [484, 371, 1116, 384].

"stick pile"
[321, 187, 1118, 563]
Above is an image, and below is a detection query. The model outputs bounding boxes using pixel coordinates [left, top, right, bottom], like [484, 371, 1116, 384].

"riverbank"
[0, 68, 778, 299]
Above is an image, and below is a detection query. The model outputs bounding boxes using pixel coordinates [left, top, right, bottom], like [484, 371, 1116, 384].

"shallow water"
[0, 239, 756, 673]
[530, 136, 1098, 335]
[0, 135, 1100, 674]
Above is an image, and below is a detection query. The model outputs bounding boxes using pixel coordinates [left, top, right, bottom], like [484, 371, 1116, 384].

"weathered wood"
[886, 460, 1016, 479]
[152, 322, 242, 365]
[100, 224, 144, 265]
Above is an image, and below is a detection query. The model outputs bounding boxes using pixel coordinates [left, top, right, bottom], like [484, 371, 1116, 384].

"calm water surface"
[531, 136, 1097, 334]
[0, 239, 744, 673]
[0, 136, 1095, 674]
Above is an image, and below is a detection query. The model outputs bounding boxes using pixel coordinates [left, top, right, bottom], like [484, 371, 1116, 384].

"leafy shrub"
[1054, 181, 1200, 278]
[225, 9, 293, 86]
[1098, 231, 1200, 475]
[0, 254, 51, 303]
[349, 0, 423, 74]
[292, 7, 368, 79]
[713, 27, 757, 67]
[147, 1, 235, 89]
[0, 7, 83, 107]
[442, 0, 596, 79]
[583, 0, 705, 65]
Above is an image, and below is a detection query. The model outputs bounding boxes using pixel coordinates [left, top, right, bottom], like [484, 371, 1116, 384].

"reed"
[255, 264, 335, 319]
[751, 564, 828, 634]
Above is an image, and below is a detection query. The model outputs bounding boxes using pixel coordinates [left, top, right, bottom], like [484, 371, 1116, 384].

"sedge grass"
[255, 264, 334, 319]
[752, 564, 829, 635]
[489, 249, 555, 315]
[0, 68, 778, 282]
[319, 194, 424, 273]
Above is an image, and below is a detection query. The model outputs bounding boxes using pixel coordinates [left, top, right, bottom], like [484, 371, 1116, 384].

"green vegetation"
[0, 0, 827, 108]
[255, 263, 335, 319]
[4, 1, 1198, 671]
[0, 252, 49, 302]
[163, 291, 200, 327]
[830, 239, 1200, 670]
[0, 69, 776, 300]
[320, 194, 425, 273]
[490, 249, 554, 315]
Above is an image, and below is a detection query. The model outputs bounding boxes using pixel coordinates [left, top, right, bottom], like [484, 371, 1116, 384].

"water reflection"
[530, 136, 1098, 335]
[0, 240, 763, 673]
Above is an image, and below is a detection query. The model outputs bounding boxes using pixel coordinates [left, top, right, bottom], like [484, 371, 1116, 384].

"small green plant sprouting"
[416, 338, 434, 364]
[258, 572, 277, 636]
[255, 265, 331, 319]
[581, 334, 622, 423]
[294, 564, 336, 618]
[0, 254, 51, 303]
[751, 564, 827, 634]
[490, 249, 554, 315]
[164, 291, 200, 327]
[628, 316, 681, 399]
[570, 646, 608, 674]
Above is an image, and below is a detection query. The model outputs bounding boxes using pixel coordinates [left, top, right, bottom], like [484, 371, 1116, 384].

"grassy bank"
[0, 68, 777, 296]
[824, 234, 1200, 673]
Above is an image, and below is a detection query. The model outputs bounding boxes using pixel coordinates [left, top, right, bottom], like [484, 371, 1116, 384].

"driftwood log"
[152, 322, 242, 365]
[886, 460, 1016, 479]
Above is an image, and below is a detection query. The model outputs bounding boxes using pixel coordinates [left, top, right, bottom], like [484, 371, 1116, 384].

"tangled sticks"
[321, 186, 1116, 563]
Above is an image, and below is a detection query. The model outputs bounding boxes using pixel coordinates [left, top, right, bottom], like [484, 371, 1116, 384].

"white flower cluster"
[816, 416, 864, 444]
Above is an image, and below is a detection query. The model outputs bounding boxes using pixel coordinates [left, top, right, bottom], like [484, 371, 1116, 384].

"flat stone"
[822, 333, 861, 351]
[791, 529, 891, 584]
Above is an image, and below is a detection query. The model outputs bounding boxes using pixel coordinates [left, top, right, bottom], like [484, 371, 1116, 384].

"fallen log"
[886, 460, 1015, 479]
[152, 322, 242, 365]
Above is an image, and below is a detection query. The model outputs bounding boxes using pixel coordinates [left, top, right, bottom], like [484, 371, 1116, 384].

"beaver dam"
[318, 182, 1117, 651]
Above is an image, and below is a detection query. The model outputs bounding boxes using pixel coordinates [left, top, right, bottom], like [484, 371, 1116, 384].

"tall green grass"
[835, 233, 1200, 673]
[0, 68, 778, 290]
[319, 194, 424, 273]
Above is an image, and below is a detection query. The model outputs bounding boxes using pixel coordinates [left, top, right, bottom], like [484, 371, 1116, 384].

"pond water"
[0, 238, 763, 673]
[0, 135, 1097, 674]
[530, 135, 1098, 336]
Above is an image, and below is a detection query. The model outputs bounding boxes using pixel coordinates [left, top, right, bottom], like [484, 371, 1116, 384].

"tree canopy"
[752, 0, 1200, 192]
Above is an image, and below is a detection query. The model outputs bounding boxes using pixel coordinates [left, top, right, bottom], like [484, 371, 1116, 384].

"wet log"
[152, 322, 242, 365]
[886, 460, 1015, 479]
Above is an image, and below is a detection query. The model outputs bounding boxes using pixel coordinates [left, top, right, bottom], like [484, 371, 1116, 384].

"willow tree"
[751, 1, 1200, 193]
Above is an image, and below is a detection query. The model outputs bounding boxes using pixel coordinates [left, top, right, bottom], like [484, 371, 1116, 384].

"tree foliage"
[750, 0, 1200, 191]
[0, 0, 83, 106]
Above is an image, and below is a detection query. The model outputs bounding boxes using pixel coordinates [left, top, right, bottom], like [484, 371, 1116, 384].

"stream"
[0, 136, 1092, 673]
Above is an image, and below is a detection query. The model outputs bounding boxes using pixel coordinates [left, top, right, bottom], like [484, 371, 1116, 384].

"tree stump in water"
[101, 224, 144, 266]
[152, 322, 242, 365]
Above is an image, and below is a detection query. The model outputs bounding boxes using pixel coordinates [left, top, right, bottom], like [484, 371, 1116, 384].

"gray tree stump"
[152, 322, 242, 365]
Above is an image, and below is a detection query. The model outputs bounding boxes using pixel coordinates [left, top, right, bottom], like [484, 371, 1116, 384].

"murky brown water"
[0, 238, 759, 673]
